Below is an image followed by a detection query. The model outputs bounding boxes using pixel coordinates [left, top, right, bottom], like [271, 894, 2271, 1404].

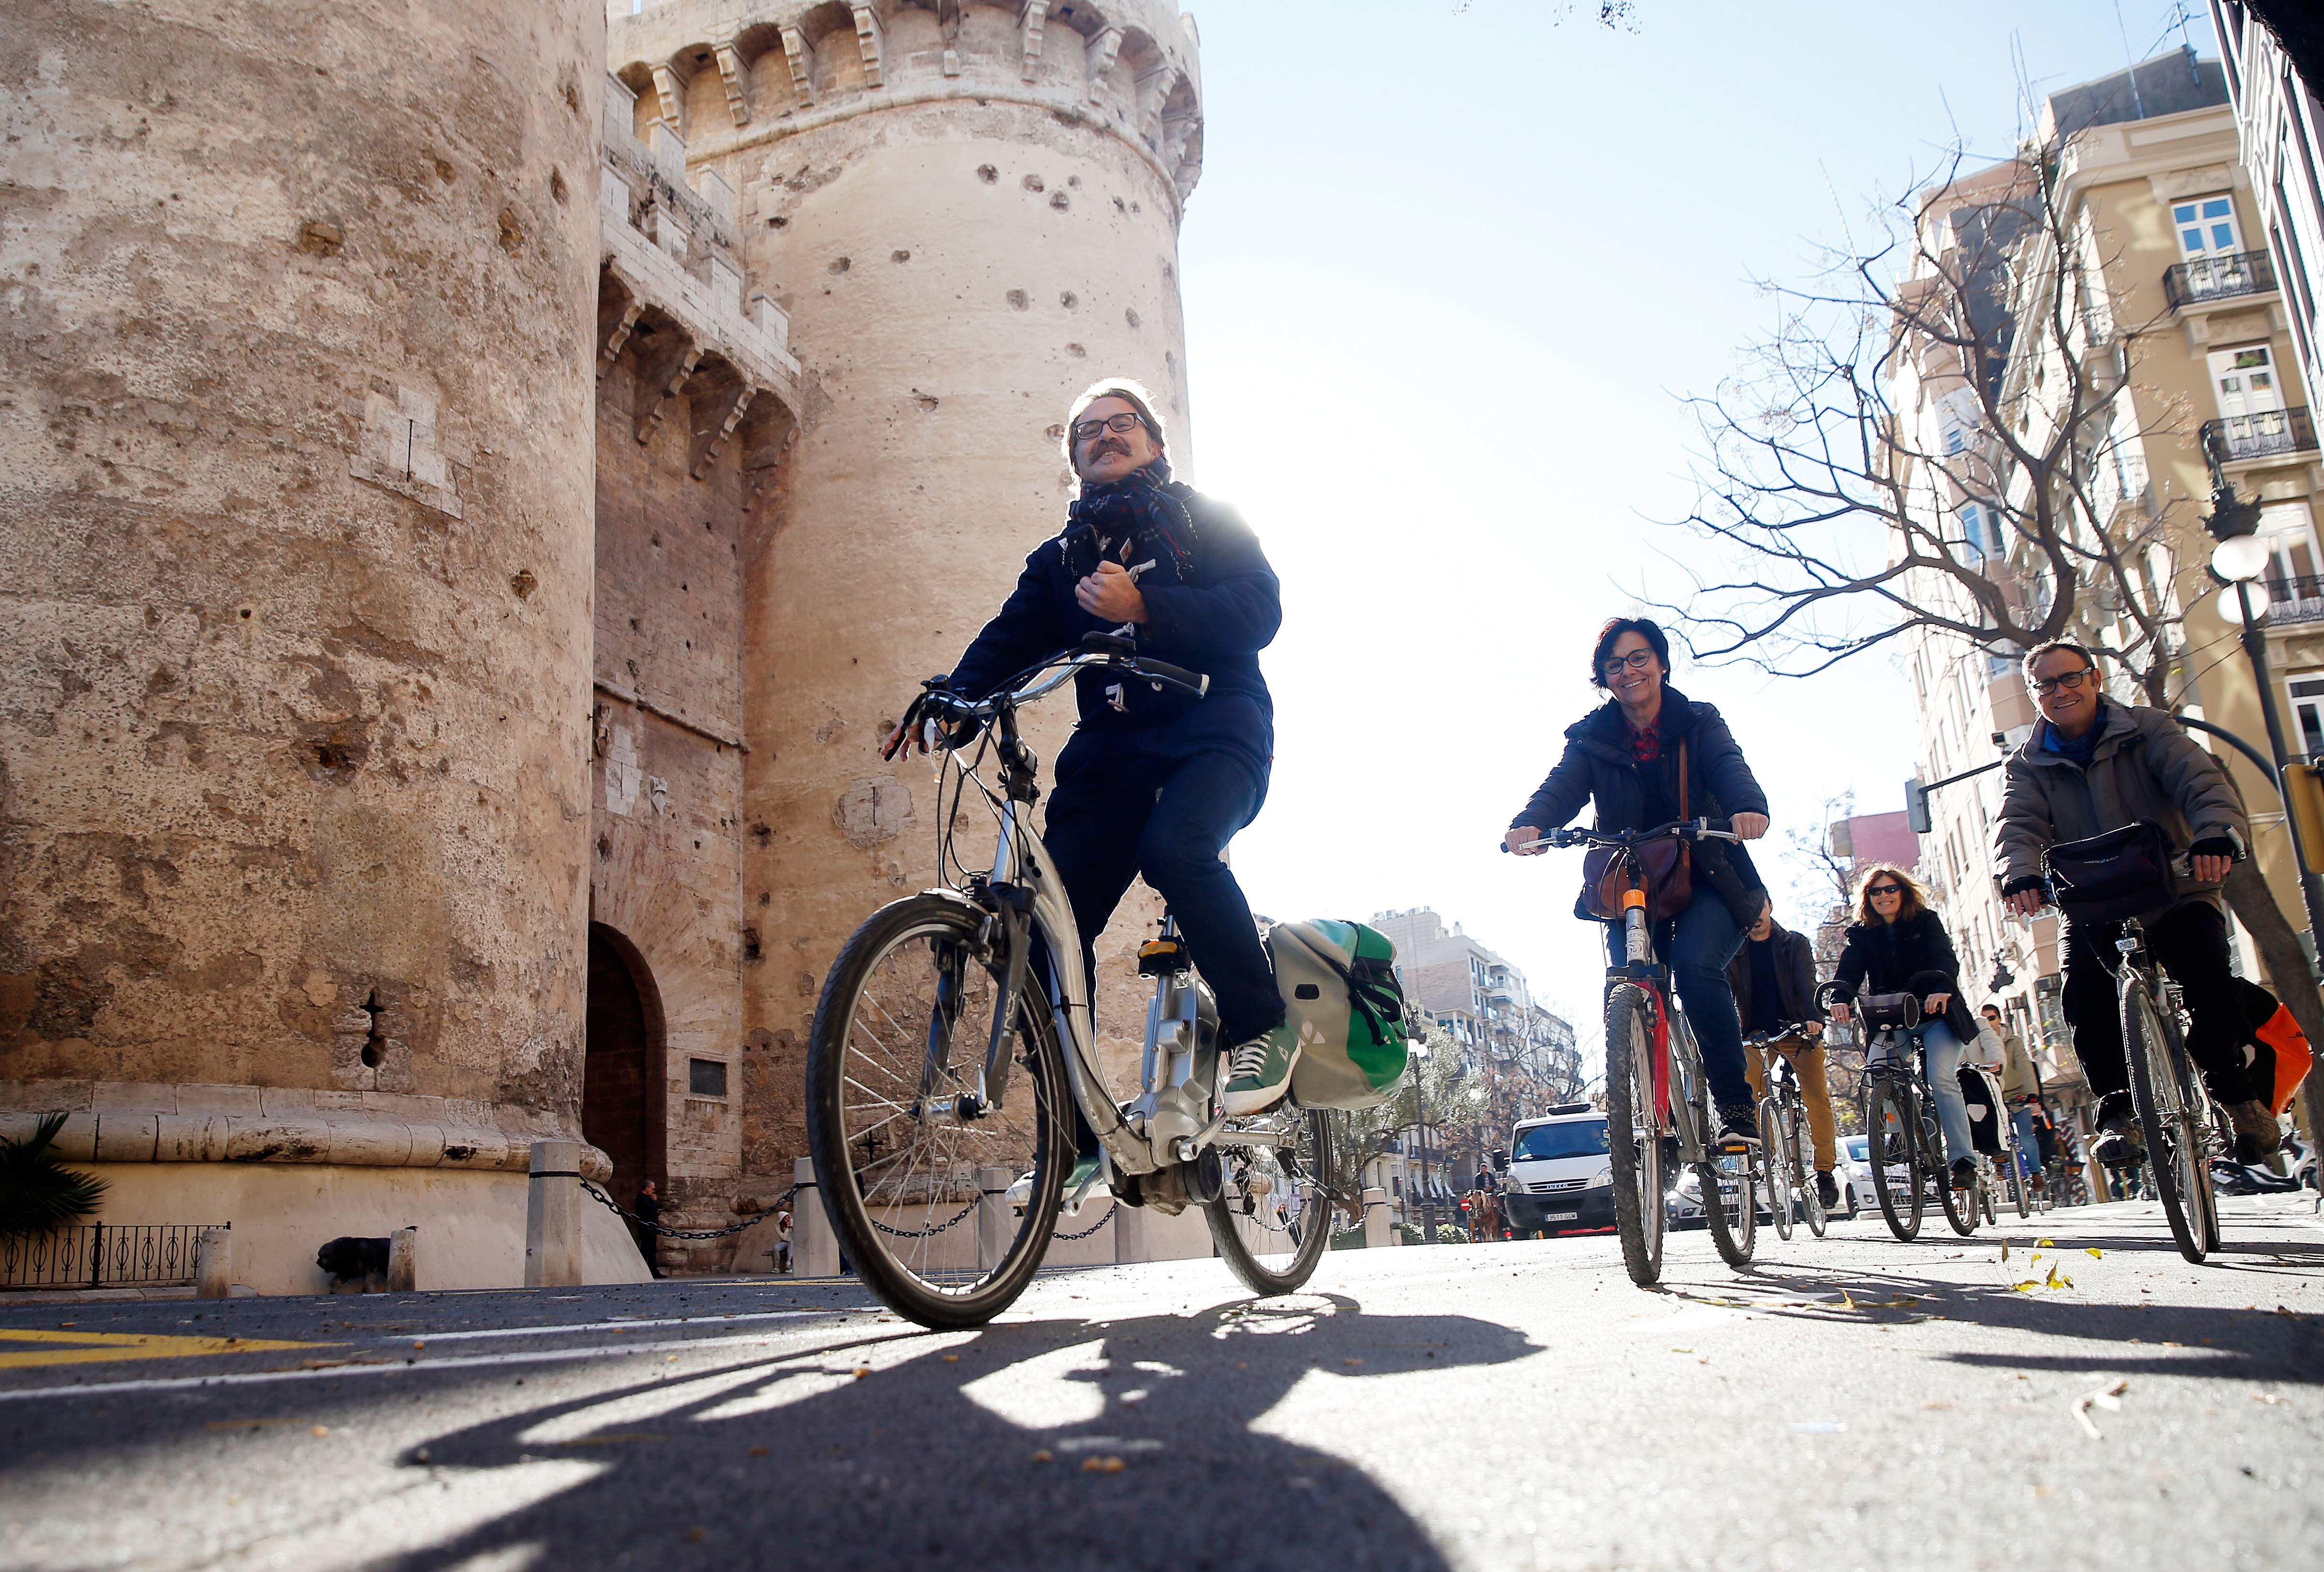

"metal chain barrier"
[580, 1180, 796, 1241]
[868, 1198, 978, 1238]
[1053, 1205, 1115, 1241]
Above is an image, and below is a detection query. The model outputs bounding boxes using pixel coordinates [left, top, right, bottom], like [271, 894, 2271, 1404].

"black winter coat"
[945, 480, 1279, 788]
[1510, 689, 1771, 922]
[1827, 910, 1976, 1044]
[1724, 919, 1823, 1030]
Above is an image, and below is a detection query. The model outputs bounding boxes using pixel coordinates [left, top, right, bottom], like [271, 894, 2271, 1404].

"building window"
[688, 1058, 728, 1097]
[2174, 194, 2242, 260]
[2259, 502, 2323, 602]
[2210, 344, 2285, 419]
[2291, 677, 2324, 763]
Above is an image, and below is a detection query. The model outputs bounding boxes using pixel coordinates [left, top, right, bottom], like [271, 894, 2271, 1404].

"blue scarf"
[1057, 456, 1200, 583]
[2047, 699, 2107, 767]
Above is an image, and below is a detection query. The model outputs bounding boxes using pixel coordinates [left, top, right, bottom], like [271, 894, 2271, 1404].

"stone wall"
[0, 0, 614, 1274]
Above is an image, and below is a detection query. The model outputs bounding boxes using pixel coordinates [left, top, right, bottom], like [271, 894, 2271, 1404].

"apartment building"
[2211, 3, 2324, 414]
[1367, 909, 1584, 1107]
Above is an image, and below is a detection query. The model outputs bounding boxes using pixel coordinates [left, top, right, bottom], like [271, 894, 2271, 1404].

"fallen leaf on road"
[310, 1425, 329, 1438]
[1032, 1450, 1053, 1463]
[2085, 1248, 2103, 1258]
[1081, 1456, 1125, 1474]
[2010, 1282, 2041, 1292]
[942, 1354, 959, 1363]
[852, 1366, 873, 1379]
[2072, 1379, 2128, 1440]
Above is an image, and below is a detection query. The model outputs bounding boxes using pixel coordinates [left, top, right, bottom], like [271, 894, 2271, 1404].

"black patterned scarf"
[1057, 455, 1201, 583]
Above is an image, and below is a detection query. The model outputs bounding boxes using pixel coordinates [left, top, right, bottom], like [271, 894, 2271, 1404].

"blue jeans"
[1605, 887, 1751, 1113]
[2010, 1107, 2041, 1180]
[1920, 1020, 1973, 1164]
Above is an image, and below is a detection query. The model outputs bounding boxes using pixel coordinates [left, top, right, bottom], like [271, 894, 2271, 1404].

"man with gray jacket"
[1996, 642, 2276, 1166]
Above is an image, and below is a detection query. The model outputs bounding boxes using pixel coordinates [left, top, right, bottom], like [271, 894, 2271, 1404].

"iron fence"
[0, 1223, 222, 1290]
[2163, 250, 2277, 311]
[2266, 574, 2324, 625]
[2201, 406, 2317, 469]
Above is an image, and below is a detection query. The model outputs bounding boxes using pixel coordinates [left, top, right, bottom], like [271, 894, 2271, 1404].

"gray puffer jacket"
[1993, 701, 2247, 915]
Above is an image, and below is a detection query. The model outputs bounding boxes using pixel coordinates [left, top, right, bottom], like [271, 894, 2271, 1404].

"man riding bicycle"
[1727, 900, 1840, 1208]
[892, 378, 1294, 1136]
[1995, 641, 2277, 1168]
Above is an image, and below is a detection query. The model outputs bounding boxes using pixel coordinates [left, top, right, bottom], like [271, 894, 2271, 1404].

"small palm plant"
[0, 1113, 108, 1240]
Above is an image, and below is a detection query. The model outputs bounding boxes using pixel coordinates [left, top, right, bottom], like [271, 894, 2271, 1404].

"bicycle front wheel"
[2123, 979, 2215, 1263]
[1206, 1108, 1339, 1297]
[1760, 1098, 1794, 1242]
[1800, 1109, 1829, 1239]
[2010, 1151, 2031, 1218]
[1941, 1140, 1978, 1237]
[1604, 984, 1666, 1287]
[1868, 1076, 1923, 1241]
[805, 894, 1074, 1329]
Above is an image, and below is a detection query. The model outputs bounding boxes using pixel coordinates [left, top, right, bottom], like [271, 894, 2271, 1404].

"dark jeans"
[1604, 886, 1751, 1113]
[2061, 900, 2257, 1107]
[1042, 736, 1284, 1046]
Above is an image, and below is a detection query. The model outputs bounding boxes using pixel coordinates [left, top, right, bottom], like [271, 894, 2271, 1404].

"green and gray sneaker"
[1220, 1024, 1302, 1116]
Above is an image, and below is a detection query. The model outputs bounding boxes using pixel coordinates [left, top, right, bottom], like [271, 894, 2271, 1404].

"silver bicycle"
[805, 634, 1350, 1329]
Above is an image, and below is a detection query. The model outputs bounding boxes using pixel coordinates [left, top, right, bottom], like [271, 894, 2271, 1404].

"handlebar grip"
[1132, 658, 1209, 697]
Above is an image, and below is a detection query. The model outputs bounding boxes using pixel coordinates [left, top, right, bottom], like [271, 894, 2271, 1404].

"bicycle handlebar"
[881, 635, 1210, 760]
[1500, 818, 1745, 853]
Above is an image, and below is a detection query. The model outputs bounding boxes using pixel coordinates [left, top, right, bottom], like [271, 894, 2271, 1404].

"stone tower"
[0, 1, 640, 1286]
[603, 1, 1205, 1215]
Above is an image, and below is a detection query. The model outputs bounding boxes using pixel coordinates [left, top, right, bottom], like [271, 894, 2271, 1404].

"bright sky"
[1176, 0, 2217, 1069]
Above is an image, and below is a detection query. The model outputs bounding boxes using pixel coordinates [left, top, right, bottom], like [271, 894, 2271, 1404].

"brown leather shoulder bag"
[1580, 738, 1693, 923]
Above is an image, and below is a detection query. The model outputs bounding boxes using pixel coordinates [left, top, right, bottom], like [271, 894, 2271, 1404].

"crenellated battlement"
[608, 0, 1203, 206]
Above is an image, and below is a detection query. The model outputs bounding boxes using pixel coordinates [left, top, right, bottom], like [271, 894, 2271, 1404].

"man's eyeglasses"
[1866, 883, 1903, 897]
[2029, 666, 2096, 696]
[1600, 650, 1660, 676]
[1070, 412, 1148, 441]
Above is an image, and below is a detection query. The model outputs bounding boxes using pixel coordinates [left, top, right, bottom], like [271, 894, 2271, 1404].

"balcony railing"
[2201, 407, 2318, 469]
[2265, 575, 2324, 625]
[2163, 250, 2278, 311]
[2085, 449, 2148, 522]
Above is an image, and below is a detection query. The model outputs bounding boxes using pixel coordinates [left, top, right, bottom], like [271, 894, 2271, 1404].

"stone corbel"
[637, 341, 705, 445]
[781, 26, 817, 106]
[649, 63, 688, 137]
[1019, 1, 1049, 82]
[693, 385, 758, 480]
[598, 299, 645, 379]
[852, 5, 886, 88]
[713, 42, 751, 126]
[1137, 65, 1183, 150]
[1085, 27, 1121, 104]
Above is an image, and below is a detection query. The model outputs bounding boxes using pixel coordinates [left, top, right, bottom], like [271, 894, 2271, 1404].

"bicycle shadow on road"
[385, 1294, 1536, 1571]
[1647, 1241, 2324, 1387]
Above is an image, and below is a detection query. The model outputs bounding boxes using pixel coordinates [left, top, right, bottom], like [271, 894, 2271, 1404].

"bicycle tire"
[1979, 1167, 1997, 1226]
[1760, 1097, 1794, 1242]
[1206, 1107, 1337, 1296]
[1799, 1102, 1829, 1239]
[1941, 1140, 1978, 1237]
[1604, 984, 1666, 1287]
[1868, 1076, 1923, 1241]
[806, 893, 1074, 1329]
[2010, 1150, 2031, 1219]
[2123, 978, 2213, 1263]
[1703, 1150, 1756, 1267]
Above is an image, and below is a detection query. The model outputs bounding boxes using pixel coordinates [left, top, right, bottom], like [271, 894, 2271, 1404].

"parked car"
[1835, 1136, 1878, 1219]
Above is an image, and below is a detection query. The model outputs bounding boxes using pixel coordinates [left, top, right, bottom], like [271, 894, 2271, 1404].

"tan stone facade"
[2, 0, 1209, 1284]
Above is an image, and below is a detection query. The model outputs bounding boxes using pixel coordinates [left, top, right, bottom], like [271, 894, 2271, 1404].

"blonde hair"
[1062, 377, 1168, 462]
[1853, 863, 1929, 925]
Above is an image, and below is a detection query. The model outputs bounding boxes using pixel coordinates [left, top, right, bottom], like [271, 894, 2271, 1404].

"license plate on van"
[1544, 1211, 1579, 1222]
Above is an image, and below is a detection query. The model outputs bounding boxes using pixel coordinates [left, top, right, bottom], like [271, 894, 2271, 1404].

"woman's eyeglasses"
[1866, 883, 1902, 897]
[1070, 412, 1148, 441]
[1600, 650, 1659, 676]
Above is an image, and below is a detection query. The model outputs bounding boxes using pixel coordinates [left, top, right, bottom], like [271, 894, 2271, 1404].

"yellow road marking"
[0, 1330, 337, 1369]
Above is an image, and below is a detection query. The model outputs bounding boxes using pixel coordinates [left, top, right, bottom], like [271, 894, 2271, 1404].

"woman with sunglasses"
[1505, 618, 1773, 1150]
[1825, 864, 1979, 1191]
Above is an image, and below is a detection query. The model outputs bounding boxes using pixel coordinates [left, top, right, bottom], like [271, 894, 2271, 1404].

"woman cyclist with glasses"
[1825, 864, 1980, 1192]
[1504, 617, 1774, 1150]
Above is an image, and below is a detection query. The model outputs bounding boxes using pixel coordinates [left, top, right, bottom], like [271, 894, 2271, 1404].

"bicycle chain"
[580, 1180, 797, 1241]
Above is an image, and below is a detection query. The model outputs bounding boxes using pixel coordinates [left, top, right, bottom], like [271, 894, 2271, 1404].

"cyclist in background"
[1994, 641, 2274, 1167]
[1505, 617, 1774, 1149]
[1985, 1004, 2045, 1196]
[1825, 865, 1980, 1192]
[1727, 900, 1841, 1209]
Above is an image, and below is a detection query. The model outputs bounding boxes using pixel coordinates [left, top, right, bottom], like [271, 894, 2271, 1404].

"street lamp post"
[2208, 528, 2324, 938]
[1411, 1039, 1432, 1245]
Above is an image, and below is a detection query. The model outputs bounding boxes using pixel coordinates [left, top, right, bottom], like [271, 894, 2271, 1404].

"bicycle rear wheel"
[1702, 1149, 1756, 1267]
[1604, 984, 1666, 1287]
[806, 894, 1073, 1329]
[1941, 1134, 1978, 1236]
[1868, 1076, 1923, 1241]
[1206, 1108, 1338, 1296]
[1759, 1098, 1794, 1242]
[2009, 1150, 2031, 1218]
[2123, 979, 2215, 1263]
[1800, 1107, 1829, 1239]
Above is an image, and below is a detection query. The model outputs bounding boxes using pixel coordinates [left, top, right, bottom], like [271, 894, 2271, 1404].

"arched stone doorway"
[585, 923, 667, 1210]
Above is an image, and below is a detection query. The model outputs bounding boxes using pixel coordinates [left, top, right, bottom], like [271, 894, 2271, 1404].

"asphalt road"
[2, 1195, 2321, 1572]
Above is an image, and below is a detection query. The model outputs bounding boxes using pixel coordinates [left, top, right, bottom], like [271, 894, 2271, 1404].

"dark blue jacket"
[1511, 689, 1771, 920]
[946, 481, 1280, 786]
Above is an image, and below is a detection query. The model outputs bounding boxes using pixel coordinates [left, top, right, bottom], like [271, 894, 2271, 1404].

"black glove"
[2000, 875, 2049, 898]
[2188, 836, 2240, 863]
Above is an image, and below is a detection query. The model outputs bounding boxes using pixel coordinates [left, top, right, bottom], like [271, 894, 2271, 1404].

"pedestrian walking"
[775, 1208, 793, 1274]
[633, 1178, 665, 1280]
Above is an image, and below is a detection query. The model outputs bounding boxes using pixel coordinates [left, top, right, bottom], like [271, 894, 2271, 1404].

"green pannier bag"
[1267, 918, 1413, 1111]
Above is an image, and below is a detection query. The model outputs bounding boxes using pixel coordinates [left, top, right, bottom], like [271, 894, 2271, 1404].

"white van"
[1496, 1103, 1615, 1235]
